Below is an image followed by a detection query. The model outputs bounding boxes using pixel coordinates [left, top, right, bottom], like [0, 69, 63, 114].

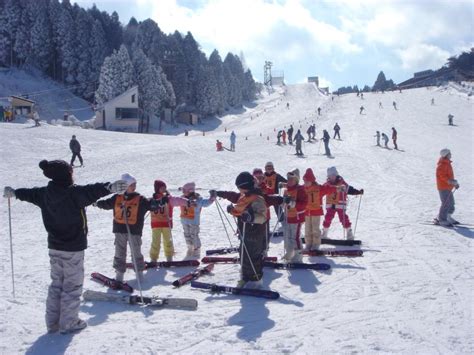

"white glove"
[108, 180, 128, 194]
[3, 186, 15, 198]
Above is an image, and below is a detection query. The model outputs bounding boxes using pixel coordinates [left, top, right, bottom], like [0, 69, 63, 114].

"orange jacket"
[436, 157, 454, 190]
[304, 183, 336, 216]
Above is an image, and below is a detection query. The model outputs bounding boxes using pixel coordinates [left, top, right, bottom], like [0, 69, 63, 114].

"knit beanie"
[154, 180, 167, 193]
[121, 173, 137, 186]
[235, 172, 255, 190]
[39, 160, 73, 185]
[287, 168, 300, 182]
[182, 182, 196, 193]
[303, 168, 316, 183]
[327, 166, 339, 177]
[440, 148, 451, 158]
[252, 168, 263, 176]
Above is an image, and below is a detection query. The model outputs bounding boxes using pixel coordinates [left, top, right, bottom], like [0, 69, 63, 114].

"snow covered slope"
[0, 83, 472, 354]
[0, 68, 94, 122]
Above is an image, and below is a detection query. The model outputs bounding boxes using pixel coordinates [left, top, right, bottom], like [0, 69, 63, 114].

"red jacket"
[436, 157, 454, 190]
[284, 184, 307, 223]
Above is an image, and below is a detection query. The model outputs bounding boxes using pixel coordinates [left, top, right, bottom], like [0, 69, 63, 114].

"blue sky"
[76, 0, 473, 90]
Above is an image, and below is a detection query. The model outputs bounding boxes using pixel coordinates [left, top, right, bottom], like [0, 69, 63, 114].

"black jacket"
[96, 192, 153, 236]
[70, 139, 81, 153]
[15, 181, 111, 252]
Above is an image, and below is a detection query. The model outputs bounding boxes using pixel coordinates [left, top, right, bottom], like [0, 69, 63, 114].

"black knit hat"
[39, 160, 73, 185]
[235, 172, 255, 190]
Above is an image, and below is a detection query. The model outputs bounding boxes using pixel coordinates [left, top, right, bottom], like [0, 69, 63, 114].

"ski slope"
[0, 83, 472, 354]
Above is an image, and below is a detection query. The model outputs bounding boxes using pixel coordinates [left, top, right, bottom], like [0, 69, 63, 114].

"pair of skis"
[201, 256, 331, 271]
[125, 260, 200, 269]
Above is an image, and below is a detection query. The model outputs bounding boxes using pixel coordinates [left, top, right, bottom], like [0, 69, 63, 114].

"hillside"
[0, 83, 472, 354]
[0, 68, 94, 122]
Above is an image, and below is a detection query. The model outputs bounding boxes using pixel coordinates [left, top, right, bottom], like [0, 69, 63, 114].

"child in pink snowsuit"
[322, 167, 363, 240]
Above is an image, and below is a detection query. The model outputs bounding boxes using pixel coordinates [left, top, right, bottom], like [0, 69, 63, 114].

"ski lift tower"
[264, 61, 273, 87]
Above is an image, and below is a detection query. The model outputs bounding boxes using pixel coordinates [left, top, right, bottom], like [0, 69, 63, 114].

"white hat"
[182, 182, 196, 193]
[327, 166, 339, 177]
[287, 168, 300, 181]
[440, 148, 451, 158]
[121, 173, 137, 186]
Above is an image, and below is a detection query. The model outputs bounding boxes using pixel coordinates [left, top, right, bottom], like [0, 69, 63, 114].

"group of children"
[374, 127, 398, 149]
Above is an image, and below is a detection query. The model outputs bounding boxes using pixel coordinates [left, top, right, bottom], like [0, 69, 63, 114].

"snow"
[0, 68, 95, 122]
[0, 83, 473, 354]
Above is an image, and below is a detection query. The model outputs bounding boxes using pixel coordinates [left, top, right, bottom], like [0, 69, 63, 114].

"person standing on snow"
[374, 131, 381, 146]
[149, 180, 189, 262]
[287, 125, 294, 145]
[381, 133, 389, 148]
[215, 172, 268, 289]
[69, 135, 83, 167]
[263, 162, 287, 224]
[379, 102, 383, 109]
[95, 173, 157, 282]
[277, 130, 282, 145]
[230, 131, 236, 151]
[3, 160, 127, 334]
[392, 101, 398, 110]
[322, 167, 363, 240]
[333, 123, 341, 140]
[311, 124, 317, 140]
[179, 182, 215, 259]
[317, 107, 321, 116]
[282, 129, 287, 145]
[294, 129, 304, 156]
[281, 169, 307, 262]
[306, 125, 313, 142]
[435, 149, 460, 226]
[448, 114, 454, 126]
[392, 127, 398, 149]
[302, 168, 337, 251]
[322, 129, 331, 156]
[360, 106, 365, 114]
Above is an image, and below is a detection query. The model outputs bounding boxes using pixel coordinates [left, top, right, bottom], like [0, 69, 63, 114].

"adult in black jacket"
[95, 173, 156, 282]
[322, 130, 331, 156]
[3, 159, 127, 334]
[69, 135, 83, 167]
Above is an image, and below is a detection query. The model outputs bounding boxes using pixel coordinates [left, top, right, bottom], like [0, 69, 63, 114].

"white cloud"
[397, 44, 450, 71]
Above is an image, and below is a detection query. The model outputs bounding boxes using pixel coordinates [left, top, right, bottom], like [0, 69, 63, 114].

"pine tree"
[0, 0, 21, 66]
[209, 49, 228, 113]
[58, 5, 78, 84]
[242, 70, 257, 101]
[196, 64, 220, 116]
[29, 0, 53, 72]
[75, 9, 93, 97]
[89, 19, 108, 100]
[13, 1, 30, 66]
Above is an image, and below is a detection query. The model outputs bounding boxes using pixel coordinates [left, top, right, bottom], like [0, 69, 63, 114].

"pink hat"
[182, 182, 196, 193]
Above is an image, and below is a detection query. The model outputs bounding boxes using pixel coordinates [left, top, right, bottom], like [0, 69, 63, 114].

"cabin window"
[116, 107, 139, 119]
[131, 94, 136, 103]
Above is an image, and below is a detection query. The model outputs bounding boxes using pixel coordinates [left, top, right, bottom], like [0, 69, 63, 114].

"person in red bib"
[149, 180, 188, 262]
[302, 168, 337, 250]
[263, 161, 287, 225]
[282, 169, 307, 262]
[96, 173, 157, 282]
[322, 167, 363, 240]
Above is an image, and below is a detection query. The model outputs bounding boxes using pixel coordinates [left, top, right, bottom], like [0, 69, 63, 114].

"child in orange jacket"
[302, 168, 337, 250]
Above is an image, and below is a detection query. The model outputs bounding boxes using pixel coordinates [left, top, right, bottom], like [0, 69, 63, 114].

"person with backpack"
[3, 160, 127, 334]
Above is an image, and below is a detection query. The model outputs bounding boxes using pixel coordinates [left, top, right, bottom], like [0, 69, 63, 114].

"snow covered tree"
[95, 45, 134, 105]
[183, 32, 206, 105]
[88, 19, 108, 99]
[57, 6, 78, 84]
[133, 19, 164, 65]
[372, 71, 395, 92]
[75, 9, 93, 97]
[209, 49, 228, 113]
[0, 0, 21, 66]
[160, 66, 176, 108]
[242, 70, 257, 101]
[223, 53, 244, 106]
[13, 2, 30, 66]
[196, 64, 220, 116]
[29, 0, 53, 72]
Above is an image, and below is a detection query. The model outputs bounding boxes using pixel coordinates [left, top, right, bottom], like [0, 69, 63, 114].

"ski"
[302, 249, 363, 257]
[321, 238, 362, 246]
[83, 290, 198, 310]
[126, 260, 200, 269]
[263, 261, 331, 271]
[172, 264, 215, 287]
[201, 256, 278, 264]
[422, 221, 471, 229]
[90, 272, 134, 293]
[206, 247, 240, 255]
[191, 281, 280, 300]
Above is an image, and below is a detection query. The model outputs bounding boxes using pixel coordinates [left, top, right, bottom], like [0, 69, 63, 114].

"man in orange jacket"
[436, 149, 460, 226]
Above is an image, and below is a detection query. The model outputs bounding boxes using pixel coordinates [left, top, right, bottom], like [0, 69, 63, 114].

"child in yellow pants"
[150, 180, 188, 262]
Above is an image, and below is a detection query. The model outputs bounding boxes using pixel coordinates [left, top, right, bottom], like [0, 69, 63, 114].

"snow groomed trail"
[0, 83, 472, 354]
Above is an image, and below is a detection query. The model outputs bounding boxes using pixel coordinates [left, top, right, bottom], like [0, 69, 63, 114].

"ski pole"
[216, 199, 236, 234]
[122, 203, 144, 303]
[215, 200, 233, 248]
[8, 198, 15, 299]
[353, 194, 363, 238]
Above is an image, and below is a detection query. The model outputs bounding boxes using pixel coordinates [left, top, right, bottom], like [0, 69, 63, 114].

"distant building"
[10, 95, 35, 117]
[272, 76, 285, 86]
[95, 86, 140, 132]
[398, 68, 471, 89]
[307, 76, 319, 86]
[413, 70, 434, 78]
[175, 103, 199, 125]
[319, 87, 329, 95]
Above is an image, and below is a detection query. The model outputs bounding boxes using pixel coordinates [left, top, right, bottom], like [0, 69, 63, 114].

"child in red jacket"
[282, 169, 307, 262]
[303, 168, 337, 250]
[322, 167, 363, 240]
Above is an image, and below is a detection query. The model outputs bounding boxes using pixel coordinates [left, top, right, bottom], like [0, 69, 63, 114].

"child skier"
[149, 180, 189, 262]
[180, 182, 215, 259]
[436, 149, 460, 226]
[322, 167, 364, 240]
[282, 130, 287, 144]
[96, 173, 156, 282]
[375, 131, 381, 146]
[263, 161, 287, 223]
[302, 168, 337, 250]
[282, 169, 307, 262]
[381, 133, 389, 148]
[3, 160, 127, 334]
[216, 172, 268, 288]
